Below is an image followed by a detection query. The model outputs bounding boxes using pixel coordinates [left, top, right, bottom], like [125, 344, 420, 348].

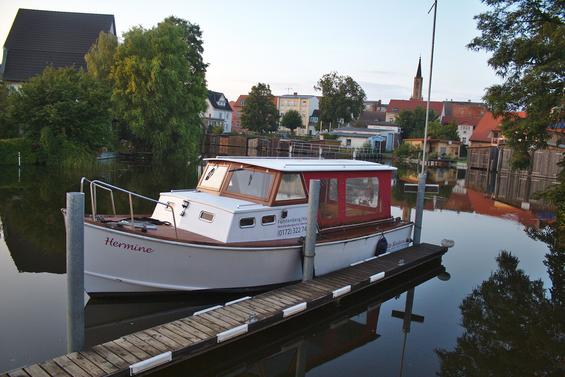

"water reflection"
[151, 260, 446, 377]
[436, 250, 564, 376]
[0, 161, 198, 274]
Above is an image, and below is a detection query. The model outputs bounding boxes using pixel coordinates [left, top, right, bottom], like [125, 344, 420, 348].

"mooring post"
[65, 192, 85, 353]
[413, 172, 426, 245]
[303, 179, 320, 281]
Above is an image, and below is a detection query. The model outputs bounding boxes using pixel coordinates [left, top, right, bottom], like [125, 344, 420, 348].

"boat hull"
[84, 223, 413, 295]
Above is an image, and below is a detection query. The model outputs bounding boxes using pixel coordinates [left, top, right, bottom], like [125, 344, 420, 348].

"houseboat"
[82, 158, 414, 295]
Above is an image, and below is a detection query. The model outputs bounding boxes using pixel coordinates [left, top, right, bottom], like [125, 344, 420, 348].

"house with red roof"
[440, 101, 487, 145]
[469, 111, 526, 146]
[385, 99, 444, 123]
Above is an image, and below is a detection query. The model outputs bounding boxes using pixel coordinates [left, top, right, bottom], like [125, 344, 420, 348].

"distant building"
[203, 90, 232, 133]
[230, 95, 248, 133]
[410, 57, 423, 101]
[330, 124, 401, 152]
[404, 138, 461, 159]
[0, 8, 116, 86]
[441, 101, 487, 145]
[364, 100, 387, 112]
[354, 110, 387, 128]
[385, 99, 444, 123]
[278, 93, 319, 136]
[469, 111, 526, 146]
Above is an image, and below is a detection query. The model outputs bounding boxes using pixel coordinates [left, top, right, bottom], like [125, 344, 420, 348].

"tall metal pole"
[65, 192, 85, 352]
[303, 180, 320, 281]
[413, 0, 438, 245]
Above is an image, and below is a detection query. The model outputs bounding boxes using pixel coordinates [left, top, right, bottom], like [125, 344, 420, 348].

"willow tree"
[112, 17, 208, 160]
[468, 0, 564, 169]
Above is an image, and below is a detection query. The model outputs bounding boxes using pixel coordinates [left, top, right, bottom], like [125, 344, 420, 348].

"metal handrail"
[80, 177, 179, 240]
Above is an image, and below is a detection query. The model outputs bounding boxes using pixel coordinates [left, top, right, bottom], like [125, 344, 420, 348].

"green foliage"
[468, 0, 564, 169]
[280, 110, 303, 134]
[396, 107, 438, 138]
[393, 142, 420, 160]
[0, 82, 17, 138]
[0, 138, 39, 164]
[428, 121, 459, 140]
[209, 124, 224, 135]
[241, 83, 278, 133]
[85, 31, 118, 83]
[112, 17, 208, 160]
[315, 72, 366, 127]
[6, 67, 112, 165]
[437, 251, 562, 376]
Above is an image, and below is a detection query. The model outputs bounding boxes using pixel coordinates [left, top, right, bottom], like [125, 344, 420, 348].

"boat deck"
[1, 242, 446, 377]
[86, 215, 409, 247]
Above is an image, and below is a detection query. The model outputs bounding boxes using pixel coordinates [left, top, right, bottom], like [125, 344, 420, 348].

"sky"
[0, 0, 500, 103]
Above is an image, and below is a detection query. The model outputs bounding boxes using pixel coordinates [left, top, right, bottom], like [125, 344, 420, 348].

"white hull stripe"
[217, 324, 248, 343]
[283, 302, 307, 317]
[332, 285, 351, 298]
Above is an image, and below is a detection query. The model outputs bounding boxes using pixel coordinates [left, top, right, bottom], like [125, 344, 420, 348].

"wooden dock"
[1, 243, 446, 377]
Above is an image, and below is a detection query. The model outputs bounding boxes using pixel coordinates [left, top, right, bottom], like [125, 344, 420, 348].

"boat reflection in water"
[89, 259, 446, 377]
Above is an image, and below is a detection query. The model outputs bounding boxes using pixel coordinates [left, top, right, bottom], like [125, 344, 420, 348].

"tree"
[468, 0, 564, 169]
[428, 121, 459, 140]
[0, 82, 16, 138]
[241, 83, 278, 133]
[396, 107, 438, 138]
[280, 110, 302, 134]
[7, 67, 112, 163]
[315, 72, 366, 127]
[112, 17, 208, 160]
[85, 31, 118, 83]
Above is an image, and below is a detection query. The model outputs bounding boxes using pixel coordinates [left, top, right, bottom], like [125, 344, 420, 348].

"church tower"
[411, 57, 423, 100]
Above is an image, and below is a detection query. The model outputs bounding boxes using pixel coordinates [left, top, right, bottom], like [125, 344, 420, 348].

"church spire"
[411, 57, 423, 100]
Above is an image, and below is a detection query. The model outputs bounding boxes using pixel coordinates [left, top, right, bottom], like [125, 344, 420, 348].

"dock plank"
[65, 353, 105, 377]
[7, 369, 30, 377]
[78, 351, 118, 375]
[113, 338, 151, 361]
[38, 361, 69, 377]
[22, 365, 49, 377]
[91, 345, 129, 370]
[5, 243, 446, 377]
[52, 356, 90, 377]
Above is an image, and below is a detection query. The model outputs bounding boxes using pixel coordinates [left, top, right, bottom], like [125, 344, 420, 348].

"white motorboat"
[81, 158, 413, 295]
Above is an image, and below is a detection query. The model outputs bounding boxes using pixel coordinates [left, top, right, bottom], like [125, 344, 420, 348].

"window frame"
[220, 163, 278, 205]
[273, 172, 308, 205]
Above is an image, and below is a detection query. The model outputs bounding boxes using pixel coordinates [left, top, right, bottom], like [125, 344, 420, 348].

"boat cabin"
[152, 158, 395, 243]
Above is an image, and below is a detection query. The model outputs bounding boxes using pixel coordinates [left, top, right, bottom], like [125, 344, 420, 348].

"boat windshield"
[226, 168, 274, 200]
[199, 163, 228, 191]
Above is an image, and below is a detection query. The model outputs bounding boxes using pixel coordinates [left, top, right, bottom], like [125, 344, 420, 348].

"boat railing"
[80, 177, 179, 240]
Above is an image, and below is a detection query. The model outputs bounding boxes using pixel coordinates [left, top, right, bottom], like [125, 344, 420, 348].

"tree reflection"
[437, 250, 564, 376]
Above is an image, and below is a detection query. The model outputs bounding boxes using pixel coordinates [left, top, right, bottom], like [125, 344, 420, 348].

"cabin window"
[199, 164, 228, 191]
[276, 173, 306, 201]
[345, 177, 379, 217]
[239, 217, 255, 228]
[226, 168, 273, 200]
[318, 178, 339, 221]
[199, 211, 215, 222]
[261, 215, 275, 225]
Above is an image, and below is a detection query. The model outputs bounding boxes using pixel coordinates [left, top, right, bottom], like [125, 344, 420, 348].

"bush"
[394, 143, 420, 159]
[0, 138, 40, 165]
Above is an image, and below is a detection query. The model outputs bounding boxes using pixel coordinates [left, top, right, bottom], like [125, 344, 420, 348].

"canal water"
[0, 160, 561, 376]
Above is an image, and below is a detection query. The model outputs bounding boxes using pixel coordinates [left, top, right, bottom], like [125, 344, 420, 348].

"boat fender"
[375, 236, 388, 256]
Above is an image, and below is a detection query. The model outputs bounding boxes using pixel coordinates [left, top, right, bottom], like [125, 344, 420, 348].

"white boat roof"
[205, 157, 396, 172]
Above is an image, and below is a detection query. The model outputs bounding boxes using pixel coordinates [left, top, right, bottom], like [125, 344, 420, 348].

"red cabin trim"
[303, 170, 392, 228]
